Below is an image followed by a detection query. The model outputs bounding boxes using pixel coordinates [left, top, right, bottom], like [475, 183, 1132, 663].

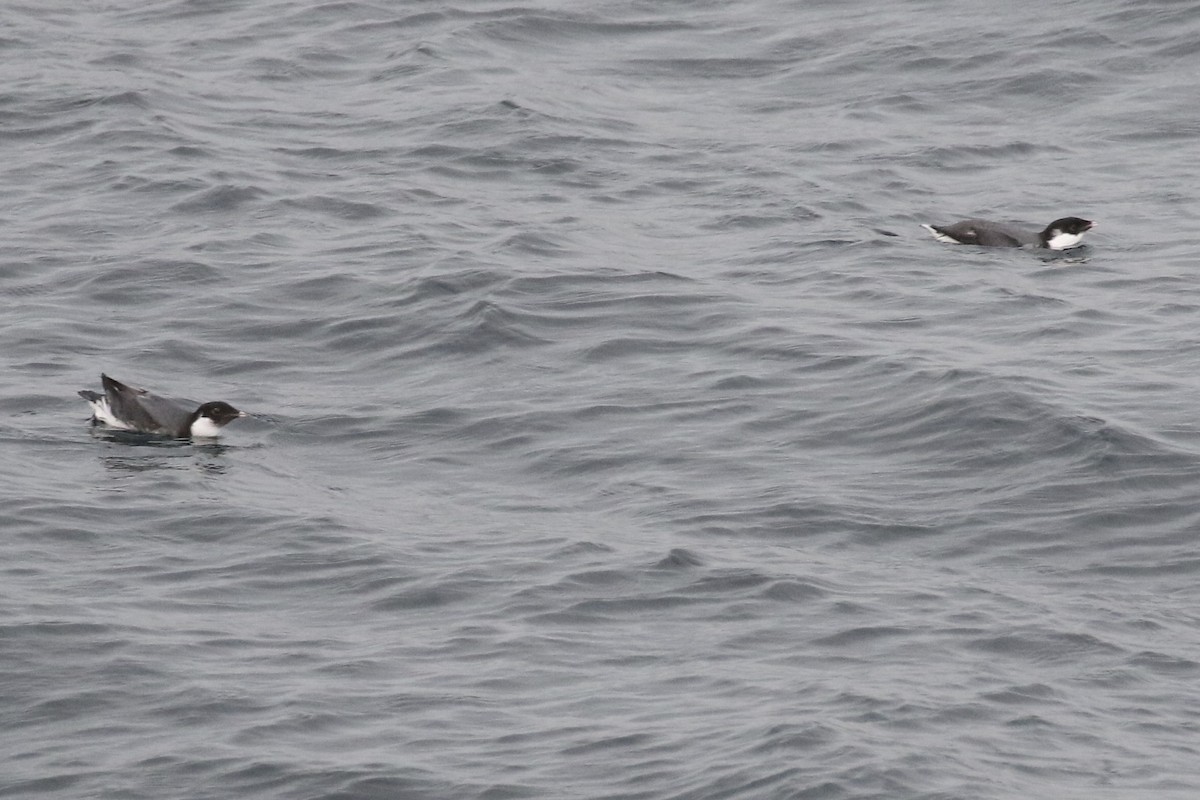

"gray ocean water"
[4, 1, 1200, 797]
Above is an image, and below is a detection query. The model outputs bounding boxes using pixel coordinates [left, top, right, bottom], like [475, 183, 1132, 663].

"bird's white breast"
[189, 416, 224, 438]
[1045, 230, 1084, 250]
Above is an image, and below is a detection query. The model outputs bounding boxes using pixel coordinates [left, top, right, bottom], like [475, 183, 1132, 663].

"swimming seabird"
[921, 216, 1093, 250]
[79, 374, 245, 438]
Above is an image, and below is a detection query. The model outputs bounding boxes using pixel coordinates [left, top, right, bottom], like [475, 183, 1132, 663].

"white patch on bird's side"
[921, 224, 960, 244]
[86, 397, 135, 430]
[1044, 229, 1085, 250]
[189, 415, 225, 438]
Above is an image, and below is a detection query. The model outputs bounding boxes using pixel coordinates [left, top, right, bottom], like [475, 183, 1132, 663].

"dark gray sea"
[5, 1, 1200, 797]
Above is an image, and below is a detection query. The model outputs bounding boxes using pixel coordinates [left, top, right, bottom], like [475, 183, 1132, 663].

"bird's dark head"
[190, 401, 246, 437]
[1042, 217, 1093, 250]
[1052, 217, 1093, 234]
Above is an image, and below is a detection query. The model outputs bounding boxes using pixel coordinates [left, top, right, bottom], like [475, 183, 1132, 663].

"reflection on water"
[1038, 244, 1092, 266]
[98, 453, 230, 476]
[89, 428, 234, 476]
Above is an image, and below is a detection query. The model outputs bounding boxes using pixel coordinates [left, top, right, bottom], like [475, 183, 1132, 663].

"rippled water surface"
[5, 1, 1200, 798]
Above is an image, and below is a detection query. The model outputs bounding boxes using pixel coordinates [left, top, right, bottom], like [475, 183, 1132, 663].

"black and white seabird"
[79, 374, 245, 438]
[921, 216, 1093, 250]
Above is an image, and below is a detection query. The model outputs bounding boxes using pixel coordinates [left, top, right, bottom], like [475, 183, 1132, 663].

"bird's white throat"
[189, 416, 225, 438]
[1045, 230, 1085, 250]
